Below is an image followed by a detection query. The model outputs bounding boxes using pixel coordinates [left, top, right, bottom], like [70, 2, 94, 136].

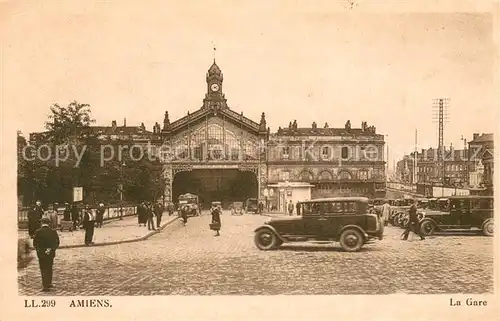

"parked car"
[245, 198, 259, 214]
[231, 202, 244, 215]
[254, 197, 384, 252]
[419, 196, 494, 236]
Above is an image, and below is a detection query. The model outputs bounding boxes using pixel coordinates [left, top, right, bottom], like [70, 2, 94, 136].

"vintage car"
[178, 193, 201, 216]
[419, 196, 494, 236]
[230, 202, 244, 215]
[253, 197, 384, 252]
[211, 201, 222, 210]
[245, 198, 259, 214]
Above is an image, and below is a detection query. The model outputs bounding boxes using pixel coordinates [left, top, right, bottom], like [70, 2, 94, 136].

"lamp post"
[119, 161, 126, 220]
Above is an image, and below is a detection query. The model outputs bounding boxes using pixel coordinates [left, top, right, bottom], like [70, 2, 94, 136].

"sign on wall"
[73, 187, 83, 202]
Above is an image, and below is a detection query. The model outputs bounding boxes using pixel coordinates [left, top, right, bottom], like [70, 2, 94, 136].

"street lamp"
[119, 161, 126, 220]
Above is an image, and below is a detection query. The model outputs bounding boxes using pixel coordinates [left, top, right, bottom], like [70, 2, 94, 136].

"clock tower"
[202, 60, 228, 111]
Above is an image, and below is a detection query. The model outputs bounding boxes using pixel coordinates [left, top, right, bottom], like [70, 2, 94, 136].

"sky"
[1, 0, 498, 170]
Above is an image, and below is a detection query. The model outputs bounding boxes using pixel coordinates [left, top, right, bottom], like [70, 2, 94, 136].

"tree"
[45, 101, 95, 144]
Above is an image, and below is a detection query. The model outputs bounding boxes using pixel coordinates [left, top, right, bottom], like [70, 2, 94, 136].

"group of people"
[137, 201, 164, 231]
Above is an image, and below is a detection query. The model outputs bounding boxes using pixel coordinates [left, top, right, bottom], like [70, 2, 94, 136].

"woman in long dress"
[210, 205, 221, 236]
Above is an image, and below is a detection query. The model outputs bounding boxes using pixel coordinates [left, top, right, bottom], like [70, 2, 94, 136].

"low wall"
[18, 205, 137, 229]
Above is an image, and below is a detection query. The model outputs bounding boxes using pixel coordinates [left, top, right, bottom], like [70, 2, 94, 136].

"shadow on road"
[277, 244, 380, 253]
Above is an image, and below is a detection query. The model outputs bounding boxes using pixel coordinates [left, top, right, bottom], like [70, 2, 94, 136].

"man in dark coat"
[137, 202, 147, 226]
[82, 205, 96, 245]
[95, 203, 105, 228]
[401, 199, 425, 241]
[296, 202, 301, 215]
[70, 203, 80, 230]
[146, 202, 156, 230]
[28, 200, 44, 238]
[33, 217, 60, 292]
[154, 201, 164, 230]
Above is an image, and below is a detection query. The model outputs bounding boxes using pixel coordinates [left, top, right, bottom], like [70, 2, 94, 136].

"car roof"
[448, 195, 493, 199]
[302, 197, 369, 203]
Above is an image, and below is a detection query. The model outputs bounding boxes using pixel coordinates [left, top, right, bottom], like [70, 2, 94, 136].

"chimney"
[123, 118, 127, 127]
[473, 133, 479, 140]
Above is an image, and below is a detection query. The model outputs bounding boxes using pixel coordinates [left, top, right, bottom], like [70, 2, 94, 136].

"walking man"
[146, 202, 156, 231]
[288, 200, 294, 216]
[28, 200, 44, 238]
[82, 205, 96, 245]
[33, 217, 60, 292]
[381, 200, 391, 227]
[401, 199, 425, 241]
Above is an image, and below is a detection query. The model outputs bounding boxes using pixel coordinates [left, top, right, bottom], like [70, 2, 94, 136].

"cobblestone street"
[18, 212, 494, 295]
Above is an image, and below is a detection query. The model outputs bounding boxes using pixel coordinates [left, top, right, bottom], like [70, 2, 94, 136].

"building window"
[341, 146, 349, 159]
[282, 147, 290, 159]
[322, 146, 329, 158]
[280, 171, 290, 181]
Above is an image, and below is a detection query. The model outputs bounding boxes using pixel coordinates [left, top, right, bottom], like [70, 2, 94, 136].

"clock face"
[210, 83, 220, 92]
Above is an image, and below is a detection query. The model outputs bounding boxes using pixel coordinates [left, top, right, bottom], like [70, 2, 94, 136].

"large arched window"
[318, 170, 333, 181]
[299, 170, 314, 181]
[338, 170, 352, 180]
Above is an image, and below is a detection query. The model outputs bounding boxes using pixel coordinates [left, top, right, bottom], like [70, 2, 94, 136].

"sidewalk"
[18, 213, 179, 249]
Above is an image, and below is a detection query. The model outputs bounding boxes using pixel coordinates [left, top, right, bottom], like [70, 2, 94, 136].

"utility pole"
[461, 135, 469, 186]
[432, 98, 450, 195]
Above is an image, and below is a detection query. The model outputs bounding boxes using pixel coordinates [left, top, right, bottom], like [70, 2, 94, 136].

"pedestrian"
[33, 217, 60, 292]
[258, 201, 264, 214]
[381, 200, 391, 227]
[96, 203, 105, 228]
[401, 199, 425, 241]
[63, 203, 71, 221]
[46, 204, 59, 230]
[154, 201, 164, 230]
[296, 201, 301, 216]
[70, 203, 80, 230]
[28, 200, 44, 238]
[137, 201, 147, 226]
[288, 200, 294, 216]
[82, 205, 96, 245]
[210, 204, 221, 236]
[146, 201, 156, 231]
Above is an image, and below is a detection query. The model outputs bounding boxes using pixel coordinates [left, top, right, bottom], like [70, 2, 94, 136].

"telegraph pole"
[432, 98, 450, 195]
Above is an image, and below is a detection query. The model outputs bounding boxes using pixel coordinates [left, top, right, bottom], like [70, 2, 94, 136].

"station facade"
[148, 61, 387, 210]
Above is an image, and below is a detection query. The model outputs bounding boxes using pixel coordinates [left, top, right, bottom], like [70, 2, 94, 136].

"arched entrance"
[172, 169, 258, 209]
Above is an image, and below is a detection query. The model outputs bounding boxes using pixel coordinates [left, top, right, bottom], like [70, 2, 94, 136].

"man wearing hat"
[82, 205, 96, 245]
[96, 203, 105, 228]
[28, 200, 44, 238]
[33, 217, 60, 292]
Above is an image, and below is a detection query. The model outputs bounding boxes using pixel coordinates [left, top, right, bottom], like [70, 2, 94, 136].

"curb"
[57, 215, 180, 249]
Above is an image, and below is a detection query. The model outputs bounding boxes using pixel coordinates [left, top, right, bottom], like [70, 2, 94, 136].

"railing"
[18, 204, 138, 229]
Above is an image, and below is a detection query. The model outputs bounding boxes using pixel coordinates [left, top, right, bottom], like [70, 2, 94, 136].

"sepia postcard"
[0, 0, 498, 320]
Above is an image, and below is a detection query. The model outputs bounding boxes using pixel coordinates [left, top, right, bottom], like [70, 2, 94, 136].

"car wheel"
[420, 220, 436, 236]
[483, 219, 494, 237]
[339, 229, 364, 252]
[254, 228, 279, 250]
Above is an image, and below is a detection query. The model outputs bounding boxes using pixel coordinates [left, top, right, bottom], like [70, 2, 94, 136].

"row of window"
[280, 146, 382, 161]
[301, 201, 362, 215]
[418, 164, 468, 172]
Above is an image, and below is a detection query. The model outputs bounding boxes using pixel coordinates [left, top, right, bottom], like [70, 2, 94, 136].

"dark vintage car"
[254, 197, 384, 252]
[419, 196, 494, 236]
[245, 198, 259, 214]
[178, 193, 201, 216]
[230, 202, 244, 215]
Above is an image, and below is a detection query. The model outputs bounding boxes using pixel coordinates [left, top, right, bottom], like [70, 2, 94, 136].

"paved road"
[18, 212, 493, 295]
